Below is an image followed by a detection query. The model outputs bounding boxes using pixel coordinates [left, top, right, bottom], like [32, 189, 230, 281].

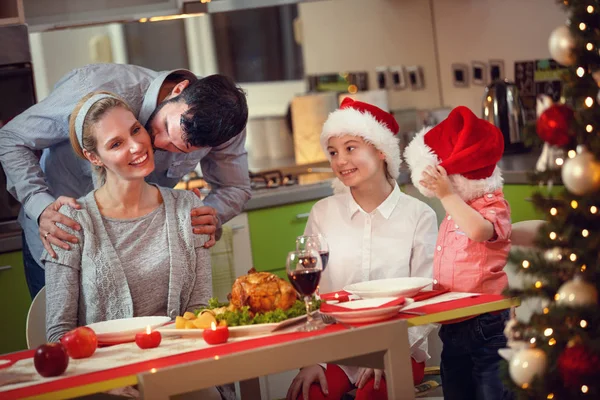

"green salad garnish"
[195, 297, 321, 327]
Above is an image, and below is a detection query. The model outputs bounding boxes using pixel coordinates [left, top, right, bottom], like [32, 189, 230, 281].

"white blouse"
[306, 182, 439, 373]
[306, 183, 437, 293]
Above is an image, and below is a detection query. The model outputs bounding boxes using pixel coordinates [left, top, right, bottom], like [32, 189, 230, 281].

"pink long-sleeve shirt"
[433, 190, 511, 295]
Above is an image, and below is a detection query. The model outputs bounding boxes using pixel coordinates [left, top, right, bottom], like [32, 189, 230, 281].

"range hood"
[24, 0, 327, 32]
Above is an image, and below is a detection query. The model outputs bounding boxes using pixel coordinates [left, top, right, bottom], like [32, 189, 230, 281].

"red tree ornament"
[536, 104, 574, 146]
[557, 344, 600, 387]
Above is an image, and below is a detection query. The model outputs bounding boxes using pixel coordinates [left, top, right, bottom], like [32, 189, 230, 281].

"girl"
[287, 98, 438, 400]
[404, 106, 512, 400]
[42, 92, 228, 399]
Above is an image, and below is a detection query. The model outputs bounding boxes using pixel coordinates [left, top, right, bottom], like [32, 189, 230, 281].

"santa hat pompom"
[403, 106, 504, 201]
[403, 125, 439, 198]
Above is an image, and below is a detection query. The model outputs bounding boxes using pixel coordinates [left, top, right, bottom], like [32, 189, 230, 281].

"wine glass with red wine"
[286, 249, 323, 331]
[296, 234, 329, 271]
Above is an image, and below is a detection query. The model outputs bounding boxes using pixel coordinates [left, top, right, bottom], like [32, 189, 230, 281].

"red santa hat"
[320, 98, 400, 191]
[403, 106, 504, 201]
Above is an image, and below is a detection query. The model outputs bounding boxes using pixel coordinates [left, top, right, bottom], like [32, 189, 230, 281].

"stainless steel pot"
[482, 80, 528, 154]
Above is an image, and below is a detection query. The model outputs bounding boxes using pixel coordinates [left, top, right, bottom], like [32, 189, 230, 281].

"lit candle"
[202, 322, 229, 345]
[135, 325, 162, 349]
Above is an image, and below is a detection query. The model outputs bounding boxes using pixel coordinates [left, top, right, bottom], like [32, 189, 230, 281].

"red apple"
[34, 343, 69, 377]
[60, 326, 98, 359]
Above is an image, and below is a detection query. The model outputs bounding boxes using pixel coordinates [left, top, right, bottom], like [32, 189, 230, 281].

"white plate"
[87, 316, 171, 344]
[156, 314, 308, 338]
[344, 277, 433, 299]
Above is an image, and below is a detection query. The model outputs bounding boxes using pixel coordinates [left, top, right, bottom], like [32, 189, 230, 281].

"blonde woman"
[42, 92, 229, 398]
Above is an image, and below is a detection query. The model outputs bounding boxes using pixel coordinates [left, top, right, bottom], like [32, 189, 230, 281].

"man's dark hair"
[177, 74, 248, 148]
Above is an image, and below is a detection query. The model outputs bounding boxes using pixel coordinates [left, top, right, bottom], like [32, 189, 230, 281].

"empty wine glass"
[296, 234, 329, 271]
[286, 249, 323, 331]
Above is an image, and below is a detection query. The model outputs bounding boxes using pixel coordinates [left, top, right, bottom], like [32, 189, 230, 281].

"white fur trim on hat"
[403, 126, 504, 201]
[320, 107, 401, 193]
[449, 166, 504, 201]
[403, 126, 439, 197]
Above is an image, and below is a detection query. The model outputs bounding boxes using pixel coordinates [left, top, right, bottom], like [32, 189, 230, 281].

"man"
[0, 63, 252, 299]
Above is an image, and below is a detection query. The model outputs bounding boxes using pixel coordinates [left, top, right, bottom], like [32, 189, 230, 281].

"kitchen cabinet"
[247, 199, 318, 279]
[23, 0, 179, 31]
[0, 0, 24, 26]
[211, 213, 254, 302]
[0, 251, 31, 354]
[503, 184, 562, 223]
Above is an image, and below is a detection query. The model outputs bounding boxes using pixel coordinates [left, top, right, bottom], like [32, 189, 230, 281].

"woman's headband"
[75, 93, 119, 149]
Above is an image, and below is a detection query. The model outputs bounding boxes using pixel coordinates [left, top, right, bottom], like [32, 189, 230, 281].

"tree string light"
[582, 229, 589, 237]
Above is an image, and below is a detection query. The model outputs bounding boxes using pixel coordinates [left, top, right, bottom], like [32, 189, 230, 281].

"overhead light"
[139, 13, 206, 23]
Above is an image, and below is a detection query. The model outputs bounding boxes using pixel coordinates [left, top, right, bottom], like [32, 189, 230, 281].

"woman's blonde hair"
[68, 91, 132, 186]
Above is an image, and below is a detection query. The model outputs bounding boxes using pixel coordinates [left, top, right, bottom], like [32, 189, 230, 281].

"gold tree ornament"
[555, 276, 599, 306]
[561, 146, 600, 195]
[549, 25, 576, 66]
[509, 348, 548, 388]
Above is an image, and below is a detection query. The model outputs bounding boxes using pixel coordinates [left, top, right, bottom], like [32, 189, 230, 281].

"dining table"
[0, 293, 519, 400]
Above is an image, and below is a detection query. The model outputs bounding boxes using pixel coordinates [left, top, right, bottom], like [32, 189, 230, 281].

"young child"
[286, 98, 438, 400]
[404, 106, 512, 400]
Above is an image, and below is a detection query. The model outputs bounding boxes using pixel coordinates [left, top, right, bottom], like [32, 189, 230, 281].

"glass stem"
[304, 296, 313, 323]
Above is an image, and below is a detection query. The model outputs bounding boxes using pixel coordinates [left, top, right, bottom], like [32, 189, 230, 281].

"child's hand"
[420, 165, 454, 199]
[356, 368, 385, 390]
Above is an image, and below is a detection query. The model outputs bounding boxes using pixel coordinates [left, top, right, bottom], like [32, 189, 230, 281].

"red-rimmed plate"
[320, 297, 413, 324]
[0, 359, 16, 370]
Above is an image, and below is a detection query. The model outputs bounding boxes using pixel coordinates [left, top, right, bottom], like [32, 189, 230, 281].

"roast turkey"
[229, 268, 297, 313]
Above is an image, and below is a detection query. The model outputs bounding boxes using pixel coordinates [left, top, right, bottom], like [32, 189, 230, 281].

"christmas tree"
[503, 1, 600, 399]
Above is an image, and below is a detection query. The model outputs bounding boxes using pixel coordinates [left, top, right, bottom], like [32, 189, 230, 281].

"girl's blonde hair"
[68, 91, 132, 187]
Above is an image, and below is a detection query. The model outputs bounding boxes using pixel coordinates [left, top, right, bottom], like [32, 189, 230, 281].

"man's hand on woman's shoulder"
[39, 196, 82, 258]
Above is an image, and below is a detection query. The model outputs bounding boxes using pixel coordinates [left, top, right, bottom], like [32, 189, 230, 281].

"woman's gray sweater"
[42, 186, 212, 342]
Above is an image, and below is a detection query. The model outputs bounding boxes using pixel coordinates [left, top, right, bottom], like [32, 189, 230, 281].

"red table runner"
[0, 293, 509, 399]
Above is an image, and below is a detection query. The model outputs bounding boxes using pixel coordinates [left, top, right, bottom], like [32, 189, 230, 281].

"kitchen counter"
[244, 150, 542, 211]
